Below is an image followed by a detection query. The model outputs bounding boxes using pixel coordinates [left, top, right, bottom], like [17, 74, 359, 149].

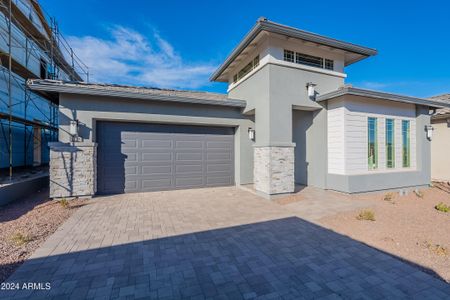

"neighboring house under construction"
[0, 0, 87, 180]
[429, 94, 450, 182]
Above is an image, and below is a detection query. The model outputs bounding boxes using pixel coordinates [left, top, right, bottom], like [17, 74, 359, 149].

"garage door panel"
[175, 177, 204, 188]
[206, 176, 233, 186]
[207, 152, 232, 160]
[142, 153, 173, 161]
[142, 165, 172, 175]
[97, 122, 234, 194]
[176, 152, 203, 161]
[142, 178, 173, 190]
[141, 139, 173, 149]
[175, 164, 203, 173]
[207, 141, 233, 149]
[175, 140, 203, 149]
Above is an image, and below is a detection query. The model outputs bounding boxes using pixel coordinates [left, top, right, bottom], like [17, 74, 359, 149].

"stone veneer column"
[49, 142, 97, 199]
[254, 146, 295, 195]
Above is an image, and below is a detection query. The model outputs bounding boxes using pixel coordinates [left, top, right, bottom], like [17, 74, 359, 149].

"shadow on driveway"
[2, 217, 449, 299]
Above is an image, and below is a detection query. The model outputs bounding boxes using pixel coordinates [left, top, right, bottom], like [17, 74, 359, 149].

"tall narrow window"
[402, 120, 410, 167]
[385, 119, 395, 168]
[368, 117, 378, 170]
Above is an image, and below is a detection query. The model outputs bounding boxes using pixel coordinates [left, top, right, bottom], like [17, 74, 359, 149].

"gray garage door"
[97, 122, 235, 194]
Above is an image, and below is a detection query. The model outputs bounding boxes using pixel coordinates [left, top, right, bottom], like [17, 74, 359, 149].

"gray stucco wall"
[58, 94, 255, 185]
[230, 63, 344, 147]
[326, 105, 432, 193]
[292, 107, 328, 188]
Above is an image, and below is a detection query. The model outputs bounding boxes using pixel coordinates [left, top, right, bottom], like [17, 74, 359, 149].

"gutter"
[316, 87, 450, 109]
[27, 80, 247, 108]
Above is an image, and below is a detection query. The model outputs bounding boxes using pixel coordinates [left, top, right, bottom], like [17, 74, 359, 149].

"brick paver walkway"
[2, 187, 449, 299]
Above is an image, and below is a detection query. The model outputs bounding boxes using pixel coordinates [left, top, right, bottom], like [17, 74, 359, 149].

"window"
[283, 49, 334, 71]
[325, 59, 334, 70]
[40, 58, 47, 79]
[368, 117, 378, 170]
[386, 119, 395, 168]
[402, 120, 410, 167]
[296, 52, 323, 68]
[284, 50, 294, 62]
[233, 55, 259, 83]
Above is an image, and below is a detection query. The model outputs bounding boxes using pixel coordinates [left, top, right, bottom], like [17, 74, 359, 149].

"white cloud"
[67, 26, 217, 89]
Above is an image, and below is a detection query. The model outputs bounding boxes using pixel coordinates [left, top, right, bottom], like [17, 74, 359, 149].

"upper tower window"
[233, 55, 260, 83]
[284, 49, 334, 71]
[283, 50, 294, 62]
[295, 52, 323, 68]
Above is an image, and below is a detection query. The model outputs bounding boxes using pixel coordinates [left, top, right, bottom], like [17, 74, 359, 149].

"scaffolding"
[0, 0, 88, 181]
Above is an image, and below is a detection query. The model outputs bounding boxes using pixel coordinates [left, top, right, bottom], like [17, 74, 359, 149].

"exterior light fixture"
[306, 82, 317, 99]
[248, 128, 255, 141]
[425, 125, 434, 140]
[69, 119, 79, 141]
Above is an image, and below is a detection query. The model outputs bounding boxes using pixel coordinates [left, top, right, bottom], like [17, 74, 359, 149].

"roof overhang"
[27, 80, 247, 108]
[210, 18, 378, 82]
[317, 86, 450, 109]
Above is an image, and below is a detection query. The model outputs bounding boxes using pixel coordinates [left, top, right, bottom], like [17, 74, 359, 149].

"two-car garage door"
[96, 122, 235, 194]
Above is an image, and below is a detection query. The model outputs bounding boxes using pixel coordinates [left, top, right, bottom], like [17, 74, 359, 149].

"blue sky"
[40, 0, 450, 97]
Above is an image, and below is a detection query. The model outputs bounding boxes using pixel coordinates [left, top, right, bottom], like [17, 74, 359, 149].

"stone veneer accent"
[49, 142, 97, 199]
[254, 146, 295, 195]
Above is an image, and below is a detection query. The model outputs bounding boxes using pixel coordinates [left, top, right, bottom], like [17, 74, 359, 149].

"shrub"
[383, 193, 394, 202]
[356, 210, 376, 221]
[414, 189, 424, 198]
[59, 198, 69, 209]
[435, 202, 449, 213]
[11, 232, 33, 246]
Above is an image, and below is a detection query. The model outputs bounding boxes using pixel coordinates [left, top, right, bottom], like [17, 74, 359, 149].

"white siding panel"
[327, 99, 345, 174]
[327, 96, 418, 175]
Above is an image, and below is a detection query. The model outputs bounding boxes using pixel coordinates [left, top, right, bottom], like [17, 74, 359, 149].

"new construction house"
[0, 0, 86, 204]
[27, 17, 450, 199]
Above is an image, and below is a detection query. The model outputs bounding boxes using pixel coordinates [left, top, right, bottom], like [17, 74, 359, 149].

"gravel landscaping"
[0, 188, 87, 283]
[319, 186, 450, 283]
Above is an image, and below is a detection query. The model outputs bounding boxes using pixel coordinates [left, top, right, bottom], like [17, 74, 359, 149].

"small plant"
[383, 193, 394, 202]
[356, 210, 376, 221]
[435, 202, 449, 213]
[11, 232, 33, 246]
[59, 198, 69, 209]
[419, 241, 448, 256]
[414, 189, 424, 198]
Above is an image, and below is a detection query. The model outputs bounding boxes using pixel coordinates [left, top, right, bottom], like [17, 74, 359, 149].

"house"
[27, 17, 450, 199]
[429, 94, 450, 182]
[0, 0, 83, 172]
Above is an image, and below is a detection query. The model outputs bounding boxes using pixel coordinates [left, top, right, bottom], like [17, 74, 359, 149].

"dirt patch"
[0, 189, 88, 283]
[319, 187, 450, 282]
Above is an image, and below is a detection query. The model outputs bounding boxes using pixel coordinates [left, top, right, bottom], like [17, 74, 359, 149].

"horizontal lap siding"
[327, 97, 417, 175]
[327, 99, 345, 174]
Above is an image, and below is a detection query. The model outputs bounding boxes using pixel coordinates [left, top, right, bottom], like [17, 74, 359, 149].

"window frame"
[233, 55, 260, 83]
[283, 49, 334, 71]
[402, 120, 411, 168]
[368, 117, 378, 170]
[385, 119, 395, 168]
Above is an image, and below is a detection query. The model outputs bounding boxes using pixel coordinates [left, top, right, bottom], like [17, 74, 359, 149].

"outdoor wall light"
[306, 82, 317, 99]
[425, 125, 434, 140]
[69, 119, 79, 140]
[248, 128, 255, 141]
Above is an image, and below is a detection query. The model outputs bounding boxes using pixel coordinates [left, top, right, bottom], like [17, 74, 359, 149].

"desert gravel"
[319, 186, 450, 282]
[0, 189, 87, 283]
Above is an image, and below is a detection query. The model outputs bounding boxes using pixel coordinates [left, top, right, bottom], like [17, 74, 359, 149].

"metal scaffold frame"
[0, 0, 88, 181]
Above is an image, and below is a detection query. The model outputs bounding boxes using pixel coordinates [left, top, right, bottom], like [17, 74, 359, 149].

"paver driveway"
[2, 187, 449, 299]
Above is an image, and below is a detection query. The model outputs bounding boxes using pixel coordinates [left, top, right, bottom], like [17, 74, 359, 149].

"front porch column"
[49, 142, 97, 199]
[254, 145, 295, 195]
